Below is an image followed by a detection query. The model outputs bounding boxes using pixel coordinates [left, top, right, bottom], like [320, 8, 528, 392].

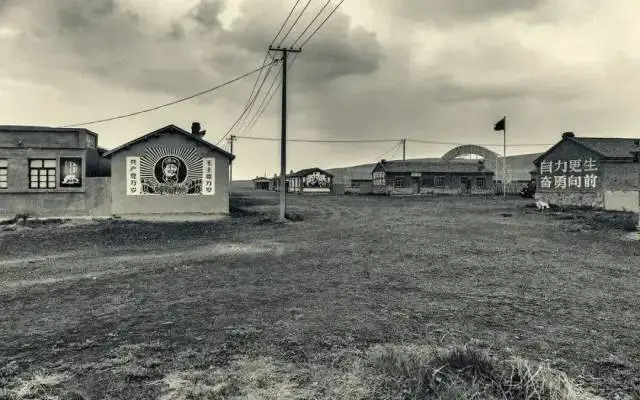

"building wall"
[110, 133, 231, 215]
[372, 172, 494, 195]
[602, 162, 640, 212]
[534, 140, 605, 208]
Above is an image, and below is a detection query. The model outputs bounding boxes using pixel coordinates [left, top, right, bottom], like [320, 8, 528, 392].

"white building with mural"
[103, 123, 235, 217]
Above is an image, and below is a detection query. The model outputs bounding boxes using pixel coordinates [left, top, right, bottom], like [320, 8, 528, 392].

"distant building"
[103, 123, 235, 217]
[371, 158, 495, 195]
[327, 163, 374, 194]
[533, 132, 640, 211]
[272, 168, 334, 194]
[0, 125, 111, 217]
[253, 176, 272, 190]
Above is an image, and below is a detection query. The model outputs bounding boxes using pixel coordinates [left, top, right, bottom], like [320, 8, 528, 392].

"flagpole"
[503, 116, 507, 199]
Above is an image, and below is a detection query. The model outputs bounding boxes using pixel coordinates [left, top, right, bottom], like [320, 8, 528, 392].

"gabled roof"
[533, 136, 640, 165]
[252, 177, 271, 182]
[102, 124, 235, 160]
[289, 167, 334, 178]
[374, 159, 490, 174]
[0, 125, 98, 137]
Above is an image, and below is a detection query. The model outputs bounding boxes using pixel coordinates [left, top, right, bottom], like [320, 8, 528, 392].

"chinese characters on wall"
[539, 157, 598, 190]
[201, 158, 215, 195]
[126, 157, 142, 195]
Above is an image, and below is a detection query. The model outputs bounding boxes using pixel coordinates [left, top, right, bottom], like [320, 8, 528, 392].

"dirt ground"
[0, 191, 638, 399]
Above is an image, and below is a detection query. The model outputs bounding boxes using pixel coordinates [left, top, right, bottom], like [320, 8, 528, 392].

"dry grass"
[0, 191, 638, 399]
[2, 370, 74, 400]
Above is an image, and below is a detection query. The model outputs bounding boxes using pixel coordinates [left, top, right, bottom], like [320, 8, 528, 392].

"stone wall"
[535, 191, 604, 208]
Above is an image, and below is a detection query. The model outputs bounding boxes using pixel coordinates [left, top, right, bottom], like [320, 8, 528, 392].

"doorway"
[411, 177, 420, 194]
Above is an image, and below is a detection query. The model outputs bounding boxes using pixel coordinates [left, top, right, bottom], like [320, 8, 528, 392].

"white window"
[29, 159, 56, 189]
[0, 159, 7, 189]
[373, 171, 385, 186]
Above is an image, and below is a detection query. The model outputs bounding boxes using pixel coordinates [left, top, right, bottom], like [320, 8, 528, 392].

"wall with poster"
[534, 140, 605, 208]
[109, 130, 231, 216]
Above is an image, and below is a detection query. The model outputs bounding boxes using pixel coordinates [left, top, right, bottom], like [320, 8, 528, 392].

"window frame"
[394, 176, 405, 188]
[28, 158, 57, 189]
[0, 159, 7, 189]
[434, 176, 445, 187]
[373, 171, 386, 186]
[475, 177, 486, 187]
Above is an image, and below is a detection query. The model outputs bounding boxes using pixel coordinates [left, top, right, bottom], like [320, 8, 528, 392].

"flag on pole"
[494, 117, 505, 132]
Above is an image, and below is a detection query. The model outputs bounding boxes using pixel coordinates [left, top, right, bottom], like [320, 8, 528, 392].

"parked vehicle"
[520, 180, 536, 198]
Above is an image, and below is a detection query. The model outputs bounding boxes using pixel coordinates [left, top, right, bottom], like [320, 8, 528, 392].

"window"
[435, 176, 445, 187]
[29, 159, 56, 189]
[0, 159, 7, 189]
[476, 177, 486, 187]
[422, 176, 434, 187]
[373, 171, 385, 186]
[394, 177, 405, 188]
[350, 181, 361, 188]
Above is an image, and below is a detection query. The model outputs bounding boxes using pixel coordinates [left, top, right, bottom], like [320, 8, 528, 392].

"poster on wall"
[539, 157, 598, 190]
[126, 148, 215, 195]
[303, 171, 329, 188]
[60, 158, 82, 187]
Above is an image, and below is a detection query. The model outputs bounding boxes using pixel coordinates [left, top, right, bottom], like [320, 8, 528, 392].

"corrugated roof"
[571, 137, 640, 158]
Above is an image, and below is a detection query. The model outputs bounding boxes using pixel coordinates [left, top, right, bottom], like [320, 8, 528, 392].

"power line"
[291, 0, 332, 48]
[237, 1, 346, 136]
[372, 141, 402, 163]
[242, 0, 301, 118]
[236, 52, 300, 138]
[276, 0, 313, 48]
[300, 0, 345, 49]
[218, 0, 308, 144]
[57, 61, 277, 128]
[224, 61, 279, 143]
[233, 135, 553, 146]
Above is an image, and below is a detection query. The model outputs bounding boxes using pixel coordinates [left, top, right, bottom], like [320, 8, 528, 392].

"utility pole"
[503, 117, 507, 199]
[269, 46, 301, 222]
[227, 134, 236, 184]
[401, 139, 406, 161]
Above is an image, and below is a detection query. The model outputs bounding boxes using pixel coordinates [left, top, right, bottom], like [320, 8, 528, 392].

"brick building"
[533, 132, 640, 211]
[371, 158, 495, 195]
[0, 125, 111, 217]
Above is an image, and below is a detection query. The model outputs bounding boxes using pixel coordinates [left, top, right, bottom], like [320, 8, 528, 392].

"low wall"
[0, 177, 112, 218]
[604, 190, 640, 212]
[535, 191, 604, 209]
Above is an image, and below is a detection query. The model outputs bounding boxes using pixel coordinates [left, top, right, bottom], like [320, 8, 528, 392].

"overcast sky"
[1, 0, 639, 179]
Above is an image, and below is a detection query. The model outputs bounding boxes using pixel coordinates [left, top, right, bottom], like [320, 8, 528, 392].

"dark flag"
[494, 117, 505, 132]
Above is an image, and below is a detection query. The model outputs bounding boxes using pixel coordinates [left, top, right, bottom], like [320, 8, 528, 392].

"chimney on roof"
[191, 122, 205, 137]
[381, 159, 387, 164]
[562, 131, 575, 139]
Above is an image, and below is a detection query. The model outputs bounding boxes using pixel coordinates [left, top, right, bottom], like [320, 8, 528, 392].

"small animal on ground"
[535, 200, 550, 211]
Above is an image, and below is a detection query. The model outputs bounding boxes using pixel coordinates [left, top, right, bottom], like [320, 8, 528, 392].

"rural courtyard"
[0, 192, 638, 399]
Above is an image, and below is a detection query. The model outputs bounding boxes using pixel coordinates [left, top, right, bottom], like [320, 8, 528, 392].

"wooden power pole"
[269, 46, 301, 222]
[227, 134, 236, 184]
[402, 139, 406, 161]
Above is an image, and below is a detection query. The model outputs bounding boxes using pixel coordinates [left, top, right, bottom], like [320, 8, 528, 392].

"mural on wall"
[539, 157, 598, 190]
[126, 148, 215, 195]
[60, 158, 82, 187]
[303, 171, 329, 188]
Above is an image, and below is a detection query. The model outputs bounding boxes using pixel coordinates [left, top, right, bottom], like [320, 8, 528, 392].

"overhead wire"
[276, 0, 313, 48]
[217, 0, 311, 145]
[290, 0, 332, 48]
[56, 61, 277, 128]
[236, 0, 346, 137]
[299, 0, 345, 49]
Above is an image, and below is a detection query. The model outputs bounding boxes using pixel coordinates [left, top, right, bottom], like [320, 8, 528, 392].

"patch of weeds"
[4, 370, 73, 400]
